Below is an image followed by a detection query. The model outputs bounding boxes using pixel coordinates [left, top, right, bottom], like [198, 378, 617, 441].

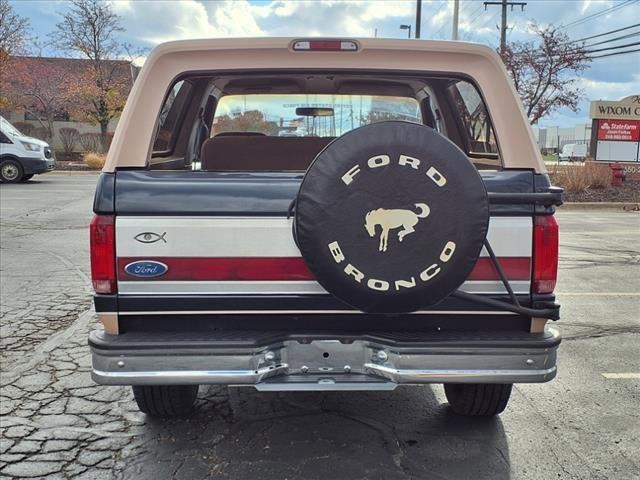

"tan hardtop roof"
[105, 37, 545, 173]
[149, 36, 497, 56]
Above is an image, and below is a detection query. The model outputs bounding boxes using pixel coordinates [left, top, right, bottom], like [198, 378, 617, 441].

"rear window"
[212, 94, 422, 137]
[146, 74, 502, 172]
[447, 81, 499, 155]
[152, 80, 193, 153]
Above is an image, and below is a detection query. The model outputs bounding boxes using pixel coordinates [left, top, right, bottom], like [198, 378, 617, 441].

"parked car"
[89, 38, 562, 418]
[559, 143, 587, 162]
[0, 116, 56, 182]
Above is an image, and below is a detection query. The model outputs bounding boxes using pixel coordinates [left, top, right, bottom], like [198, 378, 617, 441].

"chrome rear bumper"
[90, 328, 559, 391]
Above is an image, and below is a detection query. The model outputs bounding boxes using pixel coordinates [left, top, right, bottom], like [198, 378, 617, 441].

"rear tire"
[444, 383, 512, 416]
[132, 385, 199, 417]
[0, 160, 24, 183]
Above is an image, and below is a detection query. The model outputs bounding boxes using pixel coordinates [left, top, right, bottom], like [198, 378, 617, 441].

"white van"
[0, 116, 56, 182]
[559, 143, 587, 162]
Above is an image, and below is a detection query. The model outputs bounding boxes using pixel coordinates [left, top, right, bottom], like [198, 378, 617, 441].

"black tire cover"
[294, 121, 489, 313]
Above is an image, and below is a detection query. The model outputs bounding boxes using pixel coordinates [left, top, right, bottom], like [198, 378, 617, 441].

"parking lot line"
[4, 189, 85, 193]
[602, 373, 640, 379]
[563, 231, 640, 235]
[556, 292, 640, 296]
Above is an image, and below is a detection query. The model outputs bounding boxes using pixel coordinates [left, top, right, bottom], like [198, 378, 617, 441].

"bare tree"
[2, 56, 76, 139]
[52, 0, 128, 147]
[500, 24, 591, 125]
[0, 0, 30, 55]
[0, 0, 30, 103]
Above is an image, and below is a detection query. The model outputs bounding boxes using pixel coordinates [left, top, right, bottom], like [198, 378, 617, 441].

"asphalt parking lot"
[1, 173, 638, 480]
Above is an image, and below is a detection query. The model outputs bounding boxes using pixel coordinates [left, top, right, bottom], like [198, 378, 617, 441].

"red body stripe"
[118, 257, 530, 282]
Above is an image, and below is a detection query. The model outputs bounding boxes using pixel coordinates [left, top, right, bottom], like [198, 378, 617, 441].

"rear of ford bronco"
[89, 38, 562, 418]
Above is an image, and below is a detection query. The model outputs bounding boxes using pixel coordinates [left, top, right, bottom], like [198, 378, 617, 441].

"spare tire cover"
[294, 121, 489, 313]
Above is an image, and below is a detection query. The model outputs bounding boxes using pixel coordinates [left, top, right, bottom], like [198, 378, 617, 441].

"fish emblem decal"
[134, 232, 167, 244]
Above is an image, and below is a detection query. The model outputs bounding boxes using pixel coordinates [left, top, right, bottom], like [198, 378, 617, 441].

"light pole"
[400, 24, 412, 39]
[452, 0, 459, 40]
[415, 0, 422, 38]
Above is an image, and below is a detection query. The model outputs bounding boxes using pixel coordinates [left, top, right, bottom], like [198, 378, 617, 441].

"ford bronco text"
[89, 38, 562, 418]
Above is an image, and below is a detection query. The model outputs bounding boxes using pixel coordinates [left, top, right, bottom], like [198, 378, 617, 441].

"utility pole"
[415, 0, 422, 39]
[483, 0, 526, 55]
[452, 0, 459, 40]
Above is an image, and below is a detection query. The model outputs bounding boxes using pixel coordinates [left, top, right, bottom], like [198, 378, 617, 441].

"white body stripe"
[116, 216, 532, 258]
[116, 216, 532, 296]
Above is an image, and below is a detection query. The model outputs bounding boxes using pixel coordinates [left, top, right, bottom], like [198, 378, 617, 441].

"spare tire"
[294, 121, 489, 313]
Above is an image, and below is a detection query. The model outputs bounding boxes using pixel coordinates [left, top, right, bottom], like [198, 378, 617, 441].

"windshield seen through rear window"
[212, 94, 422, 137]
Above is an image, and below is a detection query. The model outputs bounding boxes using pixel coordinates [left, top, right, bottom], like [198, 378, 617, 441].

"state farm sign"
[597, 120, 640, 141]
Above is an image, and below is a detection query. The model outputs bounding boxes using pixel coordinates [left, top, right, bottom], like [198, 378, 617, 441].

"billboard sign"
[590, 95, 640, 120]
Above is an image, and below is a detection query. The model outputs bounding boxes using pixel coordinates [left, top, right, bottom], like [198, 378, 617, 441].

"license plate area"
[284, 340, 371, 375]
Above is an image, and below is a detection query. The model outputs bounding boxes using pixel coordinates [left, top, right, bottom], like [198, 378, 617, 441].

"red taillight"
[532, 215, 559, 294]
[292, 40, 358, 52]
[90, 214, 117, 294]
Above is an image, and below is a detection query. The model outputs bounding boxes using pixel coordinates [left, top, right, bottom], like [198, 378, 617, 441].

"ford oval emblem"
[124, 260, 168, 278]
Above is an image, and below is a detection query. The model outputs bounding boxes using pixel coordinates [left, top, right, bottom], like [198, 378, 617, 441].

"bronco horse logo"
[364, 203, 430, 252]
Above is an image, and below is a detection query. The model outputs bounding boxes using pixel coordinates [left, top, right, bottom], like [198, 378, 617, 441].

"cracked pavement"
[1, 173, 639, 479]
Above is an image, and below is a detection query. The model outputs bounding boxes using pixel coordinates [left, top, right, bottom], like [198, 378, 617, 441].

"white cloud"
[112, 0, 265, 45]
[251, 1, 301, 18]
[577, 77, 640, 101]
[361, 1, 413, 21]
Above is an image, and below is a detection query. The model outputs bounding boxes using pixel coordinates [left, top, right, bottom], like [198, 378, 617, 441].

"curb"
[559, 202, 639, 211]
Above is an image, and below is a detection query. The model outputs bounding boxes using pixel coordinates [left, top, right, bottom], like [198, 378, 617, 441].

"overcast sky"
[12, 0, 640, 128]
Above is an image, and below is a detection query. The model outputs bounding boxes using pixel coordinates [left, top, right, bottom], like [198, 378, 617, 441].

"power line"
[454, 4, 500, 41]
[516, 37, 640, 61]
[584, 31, 640, 48]
[541, 40, 640, 58]
[562, 0, 638, 29]
[553, 31, 640, 56]
[588, 48, 640, 59]
[465, 3, 487, 29]
[478, 9, 501, 33]
[585, 40, 640, 54]
[435, 0, 488, 39]
[571, 22, 640, 43]
[563, 0, 636, 28]
[432, 0, 452, 38]
[560, 31, 640, 54]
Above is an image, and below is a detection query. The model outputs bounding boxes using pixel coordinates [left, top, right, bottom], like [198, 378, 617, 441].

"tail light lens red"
[532, 215, 559, 294]
[90, 214, 117, 294]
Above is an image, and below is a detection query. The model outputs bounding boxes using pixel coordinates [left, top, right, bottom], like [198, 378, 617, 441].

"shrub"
[33, 127, 52, 143]
[79, 132, 102, 153]
[59, 128, 80, 154]
[83, 152, 106, 169]
[550, 163, 611, 193]
[584, 162, 610, 189]
[13, 122, 35, 137]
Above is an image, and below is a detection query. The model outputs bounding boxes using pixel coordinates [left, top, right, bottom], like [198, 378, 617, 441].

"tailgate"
[102, 169, 551, 317]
